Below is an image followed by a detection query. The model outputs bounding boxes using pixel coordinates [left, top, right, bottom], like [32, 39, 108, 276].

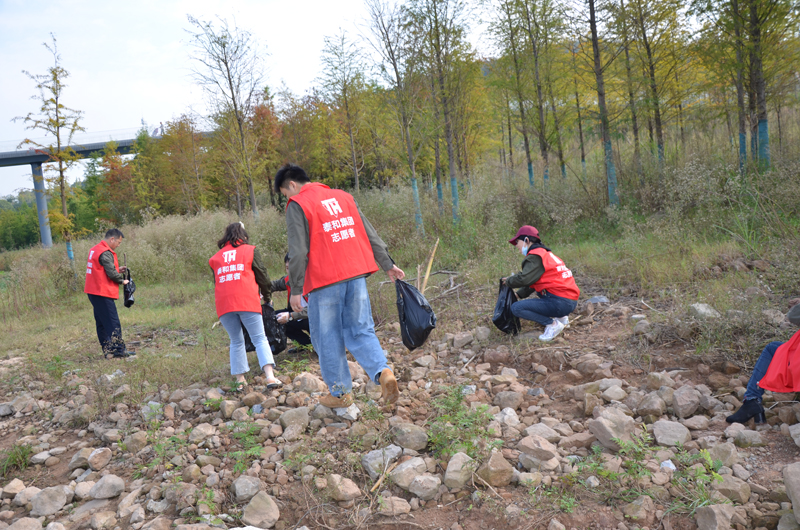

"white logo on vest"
[223, 249, 237, 263]
[321, 198, 343, 216]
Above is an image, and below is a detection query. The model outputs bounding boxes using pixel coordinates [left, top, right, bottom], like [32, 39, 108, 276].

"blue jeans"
[219, 311, 274, 376]
[511, 292, 578, 327]
[745, 341, 784, 402]
[307, 277, 390, 397]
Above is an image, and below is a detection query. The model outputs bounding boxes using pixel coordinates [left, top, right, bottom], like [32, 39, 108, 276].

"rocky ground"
[1, 293, 800, 530]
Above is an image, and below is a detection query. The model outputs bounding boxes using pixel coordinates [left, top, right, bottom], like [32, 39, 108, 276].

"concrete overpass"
[0, 134, 143, 248]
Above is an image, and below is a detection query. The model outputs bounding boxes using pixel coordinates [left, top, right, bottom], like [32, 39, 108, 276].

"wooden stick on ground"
[421, 238, 440, 295]
[370, 461, 399, 493]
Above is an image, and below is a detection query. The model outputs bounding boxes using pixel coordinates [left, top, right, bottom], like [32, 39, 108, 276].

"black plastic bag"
[395, 280, 437, 351]
[123, 269, 136, 308]
[492, 280, 520, 335]
[243, 305, 287, 355]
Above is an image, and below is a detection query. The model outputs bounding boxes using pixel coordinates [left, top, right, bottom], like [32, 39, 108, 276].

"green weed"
[427, 385, 499, 459]
[0, 443, 32, 476]
[279, 357, 310, 380]
[226, 422, 263, 474]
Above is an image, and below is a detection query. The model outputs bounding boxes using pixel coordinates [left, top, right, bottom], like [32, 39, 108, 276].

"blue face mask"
[520, 244, 529, 256]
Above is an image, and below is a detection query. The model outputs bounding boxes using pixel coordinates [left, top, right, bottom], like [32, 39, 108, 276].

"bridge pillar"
[31, 162, 53, 249]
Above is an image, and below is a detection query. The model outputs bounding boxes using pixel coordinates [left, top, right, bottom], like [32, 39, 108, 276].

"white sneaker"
[539, 320, 566, 342]
[556, 316, 570, 328]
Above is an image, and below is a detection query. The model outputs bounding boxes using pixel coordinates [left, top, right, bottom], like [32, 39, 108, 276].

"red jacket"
[209, 243, 262, 317]
[528, 248, 580, 300]
[288, 183, 378, 295]
[758, 330, 800, 392]
[84, 241, 120, 299]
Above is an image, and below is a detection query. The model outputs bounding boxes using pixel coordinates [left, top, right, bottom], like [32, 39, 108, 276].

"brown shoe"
[379, 368, 399, 405]
[319, 392, 354, 408]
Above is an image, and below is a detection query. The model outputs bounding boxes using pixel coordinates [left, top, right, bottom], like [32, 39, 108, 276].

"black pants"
[276, 309, 312, 346]
[87, 294, 126, 356]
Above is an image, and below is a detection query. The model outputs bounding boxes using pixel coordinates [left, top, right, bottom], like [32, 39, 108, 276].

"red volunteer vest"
[209, 243, 262, 317]
[288, 183, 379, 295]
[527, 248, 580, 300]
[758, 330, 800, 393]
[84, 240, 120, 299]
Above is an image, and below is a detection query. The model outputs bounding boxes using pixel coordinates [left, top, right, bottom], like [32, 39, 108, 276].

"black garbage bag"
[492, 280, 520, 335]
[123, 269, 136, 308]
[395, 280, 437, 351]
[243, 305, 287, 355]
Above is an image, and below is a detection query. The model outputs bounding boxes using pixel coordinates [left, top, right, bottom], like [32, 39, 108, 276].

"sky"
[0, 0, 447, 197]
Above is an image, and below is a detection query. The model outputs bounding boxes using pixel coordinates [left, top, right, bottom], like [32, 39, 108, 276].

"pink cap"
[508, 225, 540, 245]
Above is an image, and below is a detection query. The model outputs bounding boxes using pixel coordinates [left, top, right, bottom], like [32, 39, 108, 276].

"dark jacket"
[271, 276, 308, 320]
[505, 246, 548, 299]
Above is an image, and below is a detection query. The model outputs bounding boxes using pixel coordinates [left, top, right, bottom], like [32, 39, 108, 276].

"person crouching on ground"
[502, 225, 580, 342]
[274, 253, 312, 351]
[84, 228, 135, 359]
[275, 163, 403, 408]
[210, 222, 281, 391]
[726, 303, 800, 424]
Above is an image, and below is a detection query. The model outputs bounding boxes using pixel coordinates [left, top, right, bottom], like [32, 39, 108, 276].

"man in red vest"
[275, 164, 404, 408]
[503, 226, 580, 342]
[84, 229, 135, 358]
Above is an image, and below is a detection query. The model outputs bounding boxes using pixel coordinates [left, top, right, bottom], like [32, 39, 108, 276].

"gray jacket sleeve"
[98, 251, 124, 284]
[356, 204, 394, 272]
[286, 201, 310, 294]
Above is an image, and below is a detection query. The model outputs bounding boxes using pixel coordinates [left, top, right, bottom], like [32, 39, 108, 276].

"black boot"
[726, 399, 765, 424]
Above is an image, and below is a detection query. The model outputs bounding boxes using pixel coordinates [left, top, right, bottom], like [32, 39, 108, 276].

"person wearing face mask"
[502, 226, 580, 342]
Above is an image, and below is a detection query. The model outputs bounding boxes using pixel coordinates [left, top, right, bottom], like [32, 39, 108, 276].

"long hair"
[217, 222, 249, 249]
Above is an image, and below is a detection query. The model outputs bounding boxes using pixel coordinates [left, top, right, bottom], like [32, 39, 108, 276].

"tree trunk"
[620, 0, 642, 181]
[506, 93, 514, 171]
[431, 75, 444, 215]
[675, 70, 686, 158]
[344, 91, 360, 191]
[749, 0, 770, 169]
[504, 4, 535, 186]
[548, 85, 566, 178]
[635, 2, 664, 165]
[573, 74, 587, 179]
[589, 0, 619, 205]
[520, 3, 549, 182]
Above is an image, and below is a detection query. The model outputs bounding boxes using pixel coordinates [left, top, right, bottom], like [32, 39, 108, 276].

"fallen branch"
[421, 238, 440, 295]
[429, 283, 466, 302]
[471, 472, 504, 501]
[370, 461, 399, 493]
[463, 351, 480, 368]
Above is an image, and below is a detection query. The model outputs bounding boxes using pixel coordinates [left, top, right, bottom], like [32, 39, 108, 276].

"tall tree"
[14, 34, 84, 272]
[412, 0, 470, 221]
[187, 16, 264, 218]
[587, 0, 620, 205]
[519, 0, 553, 182]
[366, 0, 426, 233]
[492, 0, 536, 186]
[617, 0, 644, 178]
[320, 29, 365, 191]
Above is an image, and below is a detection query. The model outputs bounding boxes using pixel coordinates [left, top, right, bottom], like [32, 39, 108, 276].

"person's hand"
[501, 277, 507, 285]
[290, 294, 304, 313]
[386, 265, 405, 283]
[277, 312, 290, 325]
[119, 266, 127, 274]
[122, 280, 129, 285]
